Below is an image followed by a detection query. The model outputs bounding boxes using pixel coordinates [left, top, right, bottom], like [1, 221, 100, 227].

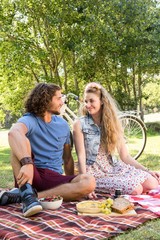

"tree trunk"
[72, 52, 79, 95]
[63, 56, 68, 93]
[138, 65, 144, 121]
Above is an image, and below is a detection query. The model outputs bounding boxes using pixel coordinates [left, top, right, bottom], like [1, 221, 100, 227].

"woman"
[73, 82, 160, 198]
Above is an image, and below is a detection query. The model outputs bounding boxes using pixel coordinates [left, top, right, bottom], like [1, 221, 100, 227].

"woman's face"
[84, 92, 102, 116]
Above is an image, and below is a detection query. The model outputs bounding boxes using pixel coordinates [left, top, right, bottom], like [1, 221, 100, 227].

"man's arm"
[63, 144, 74, 175]
[8, 122, 31, 160]
[8, 122, 34, 187]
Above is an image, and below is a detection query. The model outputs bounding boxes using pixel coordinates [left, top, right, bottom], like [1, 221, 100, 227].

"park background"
[0, 0, 160, 239]
[0, 0, 160, 127]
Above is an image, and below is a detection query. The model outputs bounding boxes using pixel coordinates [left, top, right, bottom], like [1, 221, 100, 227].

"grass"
[0, 147, 14, 189]
[113, 219, 160, 240]
[0, 129, 160, 239]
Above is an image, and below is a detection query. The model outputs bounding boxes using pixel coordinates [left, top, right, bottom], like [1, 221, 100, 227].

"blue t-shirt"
[18, 113, 71, 174]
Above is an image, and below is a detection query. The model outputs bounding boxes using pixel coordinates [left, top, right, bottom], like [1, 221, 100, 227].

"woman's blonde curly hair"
[81, 82, 124, 154]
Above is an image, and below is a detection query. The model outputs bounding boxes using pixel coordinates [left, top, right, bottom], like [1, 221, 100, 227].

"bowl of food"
[39, 195, 63, 210]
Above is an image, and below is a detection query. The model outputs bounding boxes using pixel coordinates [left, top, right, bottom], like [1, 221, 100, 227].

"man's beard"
[47, 103, 61, 115]
[53, 111, 60, 115]
[49, 109, 60, 115]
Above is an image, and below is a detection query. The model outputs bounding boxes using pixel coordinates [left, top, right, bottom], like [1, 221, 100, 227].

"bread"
[111, 197, 134, 214]
[76, 201, 102, 213]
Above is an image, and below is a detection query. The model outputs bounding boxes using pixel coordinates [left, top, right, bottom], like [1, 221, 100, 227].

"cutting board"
[76, 199, 137, 216]
[78, 209, 137, 216]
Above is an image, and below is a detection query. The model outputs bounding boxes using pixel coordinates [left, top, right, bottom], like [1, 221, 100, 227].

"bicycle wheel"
[119, 115, 147, 160]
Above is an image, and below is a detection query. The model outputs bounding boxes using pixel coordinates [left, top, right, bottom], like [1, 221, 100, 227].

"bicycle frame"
[60, 104, 77, 126]
[61, 93, 80, 126]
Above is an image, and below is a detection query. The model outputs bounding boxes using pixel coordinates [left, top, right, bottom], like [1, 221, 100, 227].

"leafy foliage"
[0, 0, 159, 125]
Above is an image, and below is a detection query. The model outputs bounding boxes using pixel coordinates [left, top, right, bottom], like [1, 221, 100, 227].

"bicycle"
[119, 111, 147, 160]
[61, 93, 147, 160]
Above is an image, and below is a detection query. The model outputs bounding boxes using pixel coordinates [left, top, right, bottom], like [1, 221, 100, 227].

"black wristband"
[20, 157, 33, 166]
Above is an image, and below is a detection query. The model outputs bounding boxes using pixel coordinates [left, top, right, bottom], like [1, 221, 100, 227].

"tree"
[0, 0, 159, 125]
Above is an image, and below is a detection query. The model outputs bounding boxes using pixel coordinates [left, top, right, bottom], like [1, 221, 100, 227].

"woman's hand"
[148, 171, 160, 183]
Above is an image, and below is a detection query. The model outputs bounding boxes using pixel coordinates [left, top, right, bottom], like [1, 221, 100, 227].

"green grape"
[100, 203, 106, 209]
[107, 198, 114, 205]
[101, 208, 112, 214]
[98, 198, 114, 214]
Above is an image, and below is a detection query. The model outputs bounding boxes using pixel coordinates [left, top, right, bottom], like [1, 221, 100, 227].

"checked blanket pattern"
[0, 190, 160, 240]
[125, 185, 160, 216]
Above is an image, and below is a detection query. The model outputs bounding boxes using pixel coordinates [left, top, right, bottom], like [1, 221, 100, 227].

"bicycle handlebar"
[66, 93, 79, 100]
[63, 93, 79, 101]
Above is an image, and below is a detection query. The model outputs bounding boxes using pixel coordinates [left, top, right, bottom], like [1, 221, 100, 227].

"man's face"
[47, 90, 64, 115]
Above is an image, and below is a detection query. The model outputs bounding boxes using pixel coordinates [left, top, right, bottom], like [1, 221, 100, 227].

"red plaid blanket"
[0, 196, 159, 240]
[125, 185, 160, 216]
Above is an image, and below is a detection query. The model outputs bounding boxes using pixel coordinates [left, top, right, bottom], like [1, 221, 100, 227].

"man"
[0, 83, 96, 217]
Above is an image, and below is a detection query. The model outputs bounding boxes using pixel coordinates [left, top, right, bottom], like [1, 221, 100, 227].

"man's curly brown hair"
[25, 83, 61, 117]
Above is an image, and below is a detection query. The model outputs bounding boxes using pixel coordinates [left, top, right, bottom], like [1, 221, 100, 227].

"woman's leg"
[131, 175, 158, 195]
[141, 175, 159, 193]
[130, 184, 143, 195]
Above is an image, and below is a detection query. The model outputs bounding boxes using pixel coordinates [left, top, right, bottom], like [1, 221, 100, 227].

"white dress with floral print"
[86, 147, 150, 194]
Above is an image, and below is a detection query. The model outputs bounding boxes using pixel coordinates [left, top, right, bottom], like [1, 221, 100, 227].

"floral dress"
[86, 146, 150, 194]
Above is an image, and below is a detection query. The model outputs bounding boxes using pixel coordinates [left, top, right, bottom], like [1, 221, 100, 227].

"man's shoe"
[0, 188, 21, 206]
[20, 183, 42, 217]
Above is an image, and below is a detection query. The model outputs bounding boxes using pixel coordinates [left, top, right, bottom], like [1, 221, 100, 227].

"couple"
[0, 82, 159, 217]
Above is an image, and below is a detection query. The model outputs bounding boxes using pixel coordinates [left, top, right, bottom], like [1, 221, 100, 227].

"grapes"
[99, 198, 113, 215]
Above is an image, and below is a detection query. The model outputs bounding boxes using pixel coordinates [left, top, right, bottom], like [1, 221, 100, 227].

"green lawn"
[0, 147, 14, 189]
[0, 129, 160, 239]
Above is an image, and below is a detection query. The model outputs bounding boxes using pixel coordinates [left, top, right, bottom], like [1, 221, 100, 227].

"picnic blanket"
[125, 185, 160, 216]
[0, 191, 159, 240]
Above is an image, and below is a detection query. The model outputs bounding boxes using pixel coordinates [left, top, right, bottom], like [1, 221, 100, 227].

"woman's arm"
[118, 137, 160, 181]
[73, 119, 87, 174]
[73, 120, 97, 199]
[118, 137, 147, 169]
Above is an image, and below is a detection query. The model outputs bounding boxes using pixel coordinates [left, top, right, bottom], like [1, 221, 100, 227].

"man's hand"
[17, 164, 34, 187]
[87, 191, 97, 200]
[63, 144, 74, 175]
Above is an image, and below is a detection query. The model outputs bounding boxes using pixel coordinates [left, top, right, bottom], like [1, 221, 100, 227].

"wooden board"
[78, 209, 137, 216]
[76, 199, 137, 217]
